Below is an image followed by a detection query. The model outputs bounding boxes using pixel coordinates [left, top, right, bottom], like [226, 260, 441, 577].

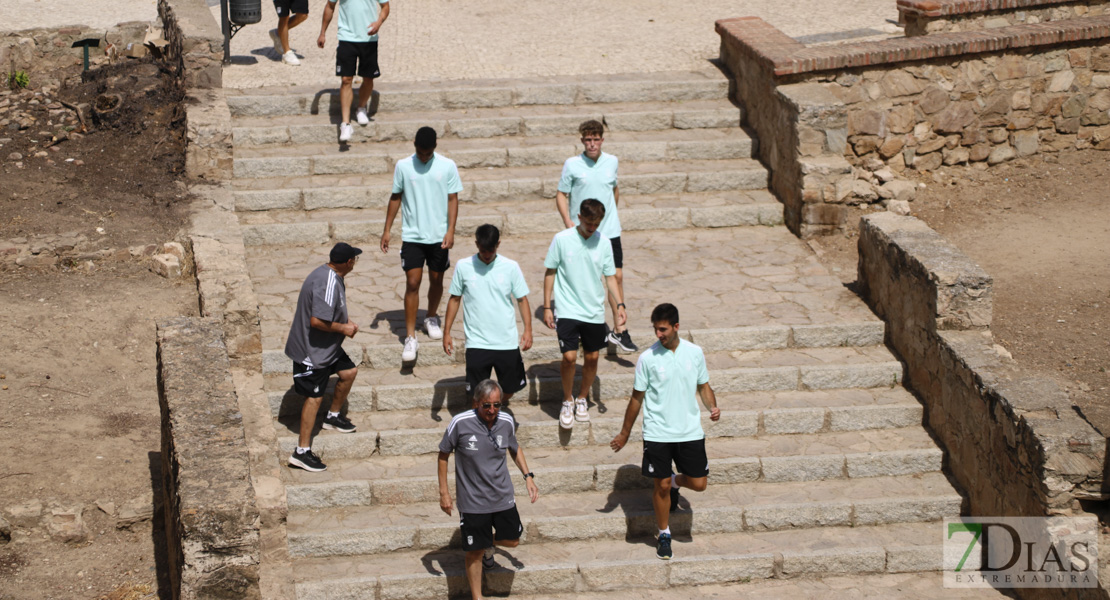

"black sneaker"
[656, 533, 673, 560]
[608, 329, 638, 353]
[669, 486, 680, 513]
[482, 548, 496, 571]
[289, 449, 327, 472]
[322, 414, 356, 433]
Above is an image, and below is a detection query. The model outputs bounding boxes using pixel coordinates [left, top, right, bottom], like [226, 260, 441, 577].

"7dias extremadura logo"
[944, 517, 1098, 588]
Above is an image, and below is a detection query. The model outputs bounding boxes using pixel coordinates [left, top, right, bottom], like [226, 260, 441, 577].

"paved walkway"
[1, 0, 160, 32]
[212, 0, 901, 87]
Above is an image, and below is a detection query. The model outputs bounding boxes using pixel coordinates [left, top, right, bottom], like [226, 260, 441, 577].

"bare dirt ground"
[0, 59, 195, 600]
[816, 150, 1110, 436]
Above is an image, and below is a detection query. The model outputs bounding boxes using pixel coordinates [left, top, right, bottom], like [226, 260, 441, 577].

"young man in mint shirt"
[555, 119, 637, 354]
[543, 199, 626, 430]
[610, 303, 720, 561]
[382, 127, 461, 362]
[442, 224, 533, 402]
[317, 0, 389, 142]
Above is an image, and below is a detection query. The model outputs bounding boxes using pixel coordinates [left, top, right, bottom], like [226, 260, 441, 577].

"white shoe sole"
[288, 455, 326, 472]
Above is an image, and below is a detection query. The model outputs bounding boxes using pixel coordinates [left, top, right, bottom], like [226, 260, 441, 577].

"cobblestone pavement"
[213, 0, 902, 87]
[1, 0, 160, 31]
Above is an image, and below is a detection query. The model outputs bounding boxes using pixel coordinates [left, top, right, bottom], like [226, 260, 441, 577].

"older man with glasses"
[438, 379, 539, 600]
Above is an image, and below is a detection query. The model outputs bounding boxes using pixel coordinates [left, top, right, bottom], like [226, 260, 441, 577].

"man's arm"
[509, 446, 539, 503]
[542, 269, 557, 329]
[310, 316, 357, 338]
[698, 382, 720, 421]
[368, 0, 389, 35]
[604, 274, 626, 328]
[437, 451, 453, 515]
[613, 186, 619, 207]
[381, 193, 402, 252]
[517, 295, 533, 351]
[316, 0, 336, 48]
[555, 191, 575, 229]
[442, 295, 462, 355]
[442, 192, 458, 250]
[610, 390, 645, 451]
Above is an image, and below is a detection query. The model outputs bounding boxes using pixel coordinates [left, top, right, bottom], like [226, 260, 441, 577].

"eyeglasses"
[481, 402, 502, 409]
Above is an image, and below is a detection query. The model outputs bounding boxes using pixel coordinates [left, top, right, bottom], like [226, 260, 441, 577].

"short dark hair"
[415, 126, 437, 149]
[475, 224, 500, 250]
[578, 198, 606, 222]
[472, 379, 502, 403]
[579, 120, 604, 137]
[650, 303, 679, 327]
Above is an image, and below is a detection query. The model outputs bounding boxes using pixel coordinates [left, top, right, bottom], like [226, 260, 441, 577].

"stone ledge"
[898, 0, 1083, 18]
[157, 317, 261, 599]
[717, 14, 1110, 76]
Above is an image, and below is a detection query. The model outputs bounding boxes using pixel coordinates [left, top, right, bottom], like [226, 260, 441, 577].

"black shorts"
[336, 41, 380, 79]
[642, 439, 709, 479]
[291, 348, 357, 398]
[609, 236, 623, 269]
[466, 348, 527, 397]
[273, 0, 308, 16]
[555, 318, 608, 354]
[400, 241, 449, 272]
[460, 506, 523, 551]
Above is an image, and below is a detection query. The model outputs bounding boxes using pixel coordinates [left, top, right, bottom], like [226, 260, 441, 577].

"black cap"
[330, 242, 362, 264]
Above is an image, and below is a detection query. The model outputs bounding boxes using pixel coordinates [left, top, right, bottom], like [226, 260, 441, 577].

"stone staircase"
[226, 71, 998, 598]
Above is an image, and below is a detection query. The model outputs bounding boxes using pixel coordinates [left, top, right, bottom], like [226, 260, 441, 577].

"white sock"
[327, 411, 340, 418]
[296, 446, 310, 454]
[659, 527, 671, 536]
[671, 474, 678, 489]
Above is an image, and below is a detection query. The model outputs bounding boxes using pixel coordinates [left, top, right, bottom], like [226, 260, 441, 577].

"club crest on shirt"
[496, 435, 503, 448]
[465, 435, 478, 451]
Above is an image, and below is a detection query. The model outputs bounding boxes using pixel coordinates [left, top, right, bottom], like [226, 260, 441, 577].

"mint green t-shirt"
[557, 152, 621, 239]
[543, 227, 615, 324]
[392, 152, 463, 244]
[329, 0, 388, 43]
[634, 339, 710, 443]
[448, 254, 530, 350]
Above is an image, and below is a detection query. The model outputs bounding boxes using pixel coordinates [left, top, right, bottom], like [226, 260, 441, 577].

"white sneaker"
[401, 336, 418, 361]
[355, 107, 370, 126]
[559, 400, 575, 430]
[269, 29, 283, 54]
[424, 316, 443, 340]
[574, 397, 590, 422]
[282, 50, 301, 66]
[339, 122, 354, 142]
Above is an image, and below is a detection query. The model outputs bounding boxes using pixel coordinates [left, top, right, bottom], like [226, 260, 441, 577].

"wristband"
[523, 472, 535, 480]
[617, 303, 626, 308]
[543, 306, 551, 310]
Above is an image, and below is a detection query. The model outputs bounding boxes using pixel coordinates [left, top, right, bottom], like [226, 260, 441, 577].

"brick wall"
[899, 0, 1110, 36]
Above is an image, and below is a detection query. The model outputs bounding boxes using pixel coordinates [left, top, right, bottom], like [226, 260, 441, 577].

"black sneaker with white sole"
[607, 329, 638, 353]
[656, 533, 673, 560]
[289, 449, 327, 472]
[322, 414, 356, 433]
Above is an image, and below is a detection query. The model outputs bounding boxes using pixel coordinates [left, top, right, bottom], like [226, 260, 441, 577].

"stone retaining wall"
[158, 317, 261, 600]
[717, 14, 1110, 236]
[856, 212, 1104, 534]
[1, 22, 152, 88]
[158, 0, 222, 90]
[899, 0, 1110, 36]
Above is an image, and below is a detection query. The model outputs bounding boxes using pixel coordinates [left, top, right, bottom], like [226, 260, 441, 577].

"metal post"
[220, 0, 231, 64]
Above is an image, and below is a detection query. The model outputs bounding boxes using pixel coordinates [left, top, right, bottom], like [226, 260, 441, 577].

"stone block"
[376, 383, 467, 411]
[287, 527, 415, 557]
[313, 154, 391, 175]
[377, 120, 446, 142]
[605, 141, 667, 162]
[233, 126, 288, 146]
[791, 322, 883, 347]
[304, 187, 387, 210]
[673, 108, 741, 129]
[620, 208, 688, 231]
[523, 114, 597, 136]
[514, 84, 578, 105]
[828, 403, 921, 431]
[416, 522, 461, 549]
[713, 457, 762, 484]
[604, 111, 672, 131]
[288, 124, 351, 145]
[235, 190, 300, 211]
[800, 362, 901, 390]
[688, 326, 790, 351]
[532, 514, 628, 541]
[762, 407, 825, 435]
[782, 548, 886, 574]
[379, 573, 456, 600]
[1012, 130, 1040, 157]
[377, 91, 445, 112]
[449, 147, 508, 169]
[670, 554, 775, 584]
[241, 222, 329, 246]
[507, 145, 573, 167]
[987, 144, 1016, 165]
[887, 545, 943, 572]
[150, 253, 182, 278]
[226, 94, 304, 117]
[504, 213, 562, 235]
[297, 579, 376, 600]
[514, 420, 588, 448]
[279, 431, 377, 459]
[761, 454, 844, 482]
[686, 169, 767, 192]
[668, 139, 752, 160]
[689, 205, 764, 227]
[619, 173, 687, 195]
[286, 481, 371, 510]
[332, 220, 387, 243]
[484, 563, 577, 595]
[703, 411, 759, 438]
[579, 560, 667, 590]
[371, 477, 441, 505]
[596, 463, 652, 491]
[447, 116, 522, 139]
[379, 428, 443, 456]
[234, 156, 309, 179]
[744, 501, 852, 531]
[853, 496, 962, 525]
[715, 367, 798, 393]
[443, 88, 513, 109]
[845, 448, 942, 478]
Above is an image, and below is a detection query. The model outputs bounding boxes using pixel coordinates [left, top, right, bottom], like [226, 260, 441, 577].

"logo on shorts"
[465, 435, 478, 451]
[314, 385, 320, 393]
[648, 464, 654, 473]
[467, 535, 473, 546]
[336, 65, 341, 75]
[520, 378, 526, 386]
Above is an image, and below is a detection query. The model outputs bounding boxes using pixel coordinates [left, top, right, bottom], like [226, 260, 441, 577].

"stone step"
[230, 158, 770, 208]
[289, 522, 961, 598]
[261, 320, 885, 376]
[284, 473, 962, 558]
[231, 99, 742, 147]
[274, 393, 921, 461]
[225, 71, 729, 117]
[281, 425, 942, 509]
[232, 128, 756, 180]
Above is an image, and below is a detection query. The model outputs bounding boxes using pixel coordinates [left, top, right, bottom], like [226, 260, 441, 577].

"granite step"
[259, 321, 885, 376]
[289, 522, 964, 599]
[225, 71, 729, 117]
[284, 473, 962, 558]
[232, 128, 755, 180]
[231, 99, 742, 147]
[281, 426, 943, 510]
